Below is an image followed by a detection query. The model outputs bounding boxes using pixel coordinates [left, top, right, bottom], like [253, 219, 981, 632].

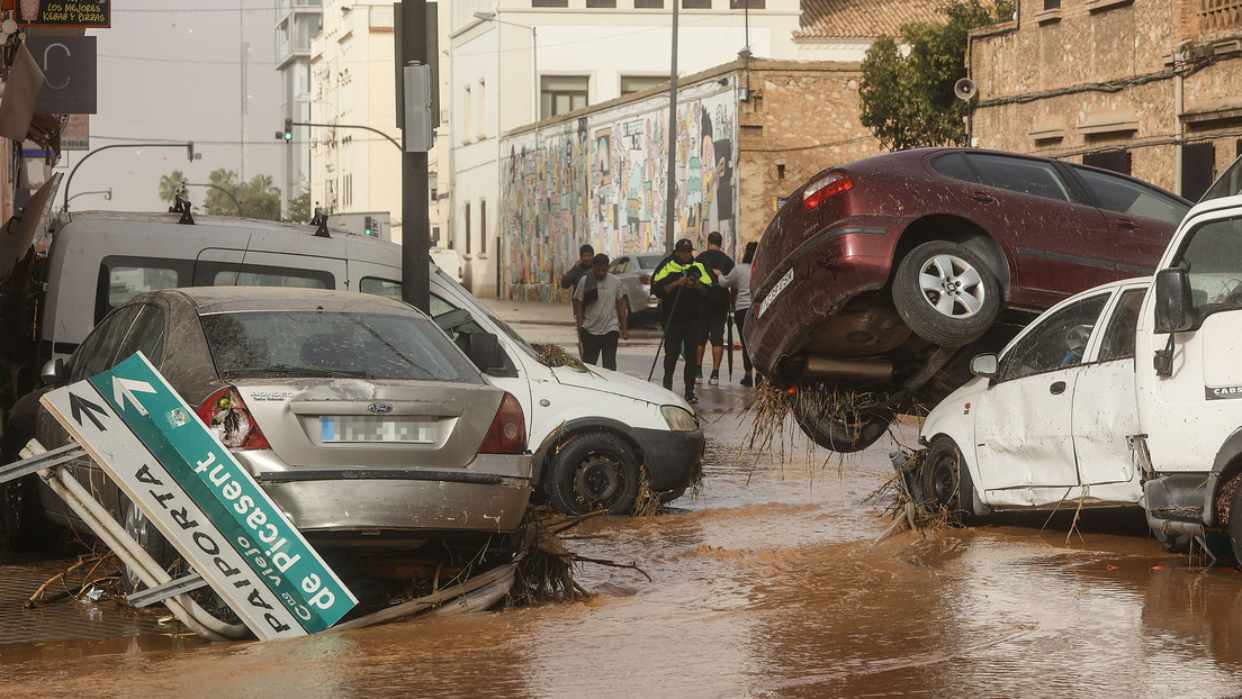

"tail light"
[640, 274, 652, 285]
[479, 392, 526, 455]
[802, 172, 853, 211]
[197, 386, 270, 451]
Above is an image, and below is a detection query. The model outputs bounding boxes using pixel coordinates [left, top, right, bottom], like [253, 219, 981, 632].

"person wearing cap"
[651, 238, 713, 403]
[573, 253, 629, 370]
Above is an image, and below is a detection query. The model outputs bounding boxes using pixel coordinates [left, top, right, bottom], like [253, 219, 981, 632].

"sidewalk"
[479, 298, 576, 327]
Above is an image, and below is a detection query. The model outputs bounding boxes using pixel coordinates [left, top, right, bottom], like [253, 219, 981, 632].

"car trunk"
[234, 378, 503, 470]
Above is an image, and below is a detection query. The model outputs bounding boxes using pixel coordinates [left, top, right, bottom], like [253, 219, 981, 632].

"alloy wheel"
[918, 254, 987, 319]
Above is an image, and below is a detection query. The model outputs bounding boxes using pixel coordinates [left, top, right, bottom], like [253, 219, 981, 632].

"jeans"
[581, 330, 619, 370]
[663, 320, 702, 391]
[734, 308, 753, 374]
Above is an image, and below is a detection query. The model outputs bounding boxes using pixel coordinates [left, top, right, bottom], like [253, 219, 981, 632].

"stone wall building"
[968, 0, 1242, 200]
[499, 58, 882, 302]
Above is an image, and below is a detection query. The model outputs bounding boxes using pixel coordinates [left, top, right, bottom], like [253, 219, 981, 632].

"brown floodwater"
[2, 345, 1242, 697]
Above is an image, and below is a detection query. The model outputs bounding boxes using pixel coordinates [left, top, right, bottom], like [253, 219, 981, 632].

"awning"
[0, 173, 60, 283]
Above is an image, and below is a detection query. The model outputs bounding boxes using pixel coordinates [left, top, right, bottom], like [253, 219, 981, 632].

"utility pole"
[663, 1, 680, 254]
[399, 0, 432, 312]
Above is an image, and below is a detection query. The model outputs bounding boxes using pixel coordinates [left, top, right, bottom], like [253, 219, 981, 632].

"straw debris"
[531, 343, 587, 370]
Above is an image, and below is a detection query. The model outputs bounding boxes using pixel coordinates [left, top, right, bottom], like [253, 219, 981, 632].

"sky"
[57, 0, 285, 214]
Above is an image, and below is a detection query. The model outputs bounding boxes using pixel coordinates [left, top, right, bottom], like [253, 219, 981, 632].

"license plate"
[758, 268, 794, 318]
[320, 416, 435, 444]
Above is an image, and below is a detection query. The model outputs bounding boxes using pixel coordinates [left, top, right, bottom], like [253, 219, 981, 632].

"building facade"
[275, 0, 322, 216]
[968, 0, 1242, 200]
[500, 58, 881, 302]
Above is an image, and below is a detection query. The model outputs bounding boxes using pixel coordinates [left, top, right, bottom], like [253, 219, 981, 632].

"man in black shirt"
[695, 231, 735, 386]
[560, 244, 595, 292]
[651, 239, 712, 403]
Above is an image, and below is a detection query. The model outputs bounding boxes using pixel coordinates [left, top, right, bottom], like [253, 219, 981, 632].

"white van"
[15, 211, 703, 515]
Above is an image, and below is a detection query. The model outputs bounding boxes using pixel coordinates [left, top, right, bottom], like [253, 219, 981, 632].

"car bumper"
[632, 426, 705, 492]
[747, 223, 899, 379]
[237, 451, 534, 535]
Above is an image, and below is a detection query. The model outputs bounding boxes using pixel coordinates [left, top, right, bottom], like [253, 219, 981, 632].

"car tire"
[911, 437, 976, 524]
[893, 240, 1002, 348]
[791, 402, 891, 454]
[1227, 486, 1242, 566]
[544, 431, 642, 515]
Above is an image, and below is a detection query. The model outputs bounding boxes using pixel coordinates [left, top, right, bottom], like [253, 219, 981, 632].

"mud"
[2, 340, 1242, 696]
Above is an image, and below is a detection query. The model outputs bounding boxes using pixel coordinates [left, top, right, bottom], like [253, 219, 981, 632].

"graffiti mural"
[501, 78, 738, 301]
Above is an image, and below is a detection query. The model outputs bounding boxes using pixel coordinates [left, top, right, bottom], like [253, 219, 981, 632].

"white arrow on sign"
[112, 376, 157, 417]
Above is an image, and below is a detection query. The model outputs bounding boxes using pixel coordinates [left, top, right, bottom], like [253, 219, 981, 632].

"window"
[1083, 149, 1131, 176]
[541, 76, 589, 119]
[432, 225, 442, 245]
[586, 0, 617, 6]
[73, 306, 141, 381]
[115, 304, 168, 366]
[621, 76, 668, 95]
[201, 311, 483, 383]
[430, 293, 456, 318]
[1043, 0, 1061, 9]
[1176, 216, 1242, 316]
[1097, 288, 1146, 363]
[635, 0, 664, 6]
[462, 85, 471, 143]
[360, 277, 403, 302]
[480, 201, 487, 254]
[465, 202, 472, 255]
[1203, 154, 1242, 203]
[730, 0, 765, 7]
[999, 293, 1110, 382]
[931, 153, 978, 184]
[97, 256, 189, 322]
[966, 154, 1070, 202]
[1074, 167, 1189, 226]
[532, 0, 569, 6]
[199, 264, 332, 290]
[1181, 142, 1216, 202]
[610, 256, 630, 274]
[683, 0, 712, 7]
[478, 78, 487, 139]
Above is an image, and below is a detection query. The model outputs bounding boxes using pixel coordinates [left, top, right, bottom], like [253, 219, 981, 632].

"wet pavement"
[3, 315, 1242, 696]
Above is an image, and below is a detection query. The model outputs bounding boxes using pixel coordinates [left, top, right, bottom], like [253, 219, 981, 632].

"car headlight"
[661, 405, 698, 432]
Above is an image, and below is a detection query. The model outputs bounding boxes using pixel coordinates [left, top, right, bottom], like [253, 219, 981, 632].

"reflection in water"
[3, 412, 1242, 696]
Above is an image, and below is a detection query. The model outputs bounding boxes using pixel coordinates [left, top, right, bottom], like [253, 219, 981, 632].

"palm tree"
[158, 170, 188, 203]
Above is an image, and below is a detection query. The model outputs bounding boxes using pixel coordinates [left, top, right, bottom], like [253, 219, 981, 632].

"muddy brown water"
[3, 342, 1242, 697]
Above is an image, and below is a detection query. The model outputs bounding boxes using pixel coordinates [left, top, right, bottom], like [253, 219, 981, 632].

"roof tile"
[797, 0, 945, 39]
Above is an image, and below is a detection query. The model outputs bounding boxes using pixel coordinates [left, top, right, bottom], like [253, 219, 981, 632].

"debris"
[83, 586, 104, 603]
[531, 343, 587, 370]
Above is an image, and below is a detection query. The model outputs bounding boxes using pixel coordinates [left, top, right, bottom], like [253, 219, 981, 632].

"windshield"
[201, 311, 484, 383]
[1202, 156, 1242, 203]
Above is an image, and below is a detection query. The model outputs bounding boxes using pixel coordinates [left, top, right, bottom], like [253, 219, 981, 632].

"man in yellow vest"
[651, 238, 713, 403]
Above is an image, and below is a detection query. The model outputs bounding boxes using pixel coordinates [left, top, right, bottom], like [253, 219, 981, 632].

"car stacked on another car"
[746, 147, 1191, 452]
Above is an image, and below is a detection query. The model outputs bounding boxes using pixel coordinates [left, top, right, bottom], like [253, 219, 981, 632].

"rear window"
[200, 311, 483, 383]
[638, 254, 664, 270]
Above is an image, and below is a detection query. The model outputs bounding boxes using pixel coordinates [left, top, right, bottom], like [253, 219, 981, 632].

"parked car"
[5, 211, 702, 520]
[746, 147, 1191, 453]
[24, 288, 532, 556]
[610, 253, 665, 324]
[912, 277, 1150, 523]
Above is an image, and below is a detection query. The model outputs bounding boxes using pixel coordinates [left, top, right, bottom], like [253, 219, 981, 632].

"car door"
[1072, 285, 1146, 488]
[1070, 166, 1189, 278]
[963, 153, 1111, 306]
[973, 291, 1112, 495]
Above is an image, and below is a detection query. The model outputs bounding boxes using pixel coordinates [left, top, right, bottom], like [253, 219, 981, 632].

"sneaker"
[709, 370, 720, 386]
[684, 389, 698, 404]
[740, 374, 753, 388]
[695, 372, 703, 385]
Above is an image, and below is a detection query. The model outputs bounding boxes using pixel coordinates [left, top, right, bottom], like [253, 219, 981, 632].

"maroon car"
[747, 147, 1190, 452]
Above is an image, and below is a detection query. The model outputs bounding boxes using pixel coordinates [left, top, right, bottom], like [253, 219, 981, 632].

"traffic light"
[280, 118, 293, 143]
[364, 216, 375, 237]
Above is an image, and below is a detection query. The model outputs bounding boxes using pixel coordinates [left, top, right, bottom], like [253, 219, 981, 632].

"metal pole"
[400, 0, 432, 313]
[292, 121, 402, 150]
[532, 26, 539, 123]
[63, 143, 193, 213]
[663, 2, 679, 255]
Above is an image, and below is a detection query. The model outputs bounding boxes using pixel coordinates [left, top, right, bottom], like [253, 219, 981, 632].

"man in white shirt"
[573, 254, 629, 370]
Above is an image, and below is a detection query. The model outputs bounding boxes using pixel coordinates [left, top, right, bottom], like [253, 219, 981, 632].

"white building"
[275, 0, 323, 217]
[445, 0, 839, 298]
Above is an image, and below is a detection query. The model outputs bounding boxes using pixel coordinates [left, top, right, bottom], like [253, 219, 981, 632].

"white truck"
[911, 157, 1242, 558]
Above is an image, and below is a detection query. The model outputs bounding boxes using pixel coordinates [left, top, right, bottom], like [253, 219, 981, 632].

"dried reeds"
[531, 343, 587, 370]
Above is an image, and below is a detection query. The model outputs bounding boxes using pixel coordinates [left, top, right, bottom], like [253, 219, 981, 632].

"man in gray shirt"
[573, 254, 629, 370]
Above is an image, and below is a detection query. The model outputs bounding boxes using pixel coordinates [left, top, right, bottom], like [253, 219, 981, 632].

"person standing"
[573, 254, 628, 371]
[721, 241, 758, 387]
[652, 239, 713, 403]
[561, 244, 595, 351]
[694, 231, 735, 386]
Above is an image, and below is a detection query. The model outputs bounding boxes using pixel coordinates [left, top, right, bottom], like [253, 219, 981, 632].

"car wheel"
[1152, 527, 1193, 554]
[791, 401, 891, 454]
[1227, 486, 1242, 566]
[910, 437, 975, 523]
[545, 432, 642, 515]
[893, 240, 1002, 348]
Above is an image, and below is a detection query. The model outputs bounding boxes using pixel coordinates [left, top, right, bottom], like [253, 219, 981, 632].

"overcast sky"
[58, 0, 284, 214]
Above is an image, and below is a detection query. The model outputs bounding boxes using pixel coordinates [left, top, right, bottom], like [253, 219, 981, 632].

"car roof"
[157, 287, 422, 316]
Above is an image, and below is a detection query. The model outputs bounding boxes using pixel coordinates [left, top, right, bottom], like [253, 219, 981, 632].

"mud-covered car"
[746, 147, 1190, 452]
[8, 287, 533, 555]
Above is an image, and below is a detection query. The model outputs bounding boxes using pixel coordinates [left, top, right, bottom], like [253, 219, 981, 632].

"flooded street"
[3, 330, 1242, 697]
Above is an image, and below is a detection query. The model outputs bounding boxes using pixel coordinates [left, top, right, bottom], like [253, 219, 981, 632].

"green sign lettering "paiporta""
[90, 353, 356, 633]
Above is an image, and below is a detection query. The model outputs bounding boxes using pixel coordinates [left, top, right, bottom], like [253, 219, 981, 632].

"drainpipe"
[1174, 42, 1188, 196]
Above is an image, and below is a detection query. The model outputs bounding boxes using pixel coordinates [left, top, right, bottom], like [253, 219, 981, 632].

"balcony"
[276, 11, 321, 69]
[1201, 0, 1242, 34]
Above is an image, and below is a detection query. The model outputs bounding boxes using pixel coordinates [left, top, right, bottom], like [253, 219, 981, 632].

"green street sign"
[88, 352, 357, 633]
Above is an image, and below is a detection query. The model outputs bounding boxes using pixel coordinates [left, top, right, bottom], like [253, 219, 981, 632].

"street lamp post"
[67, 188, 112, 205]
[187, 182, 244, 217]
[63, 142, 196, 213]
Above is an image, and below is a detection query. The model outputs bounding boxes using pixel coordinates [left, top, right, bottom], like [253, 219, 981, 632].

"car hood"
[549, 365, 692, 410]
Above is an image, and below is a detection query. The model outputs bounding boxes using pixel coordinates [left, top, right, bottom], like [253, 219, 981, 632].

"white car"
[911, 277, 1151, 521]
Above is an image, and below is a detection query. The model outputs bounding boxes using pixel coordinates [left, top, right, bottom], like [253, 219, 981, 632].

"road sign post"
[40, 352, 357, 640]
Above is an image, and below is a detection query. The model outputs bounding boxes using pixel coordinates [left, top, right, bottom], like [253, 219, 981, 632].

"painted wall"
[501, 78, 738, 302]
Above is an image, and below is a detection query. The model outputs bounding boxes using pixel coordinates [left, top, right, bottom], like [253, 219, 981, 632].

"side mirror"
[1154, 267, 1196, 334]
[465, 332, 505, 374]
[40, 358, 66, 386]
[969, 353, 998, 379]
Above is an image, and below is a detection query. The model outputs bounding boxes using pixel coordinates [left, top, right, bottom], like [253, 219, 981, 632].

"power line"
[90, 134, 401, 146]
